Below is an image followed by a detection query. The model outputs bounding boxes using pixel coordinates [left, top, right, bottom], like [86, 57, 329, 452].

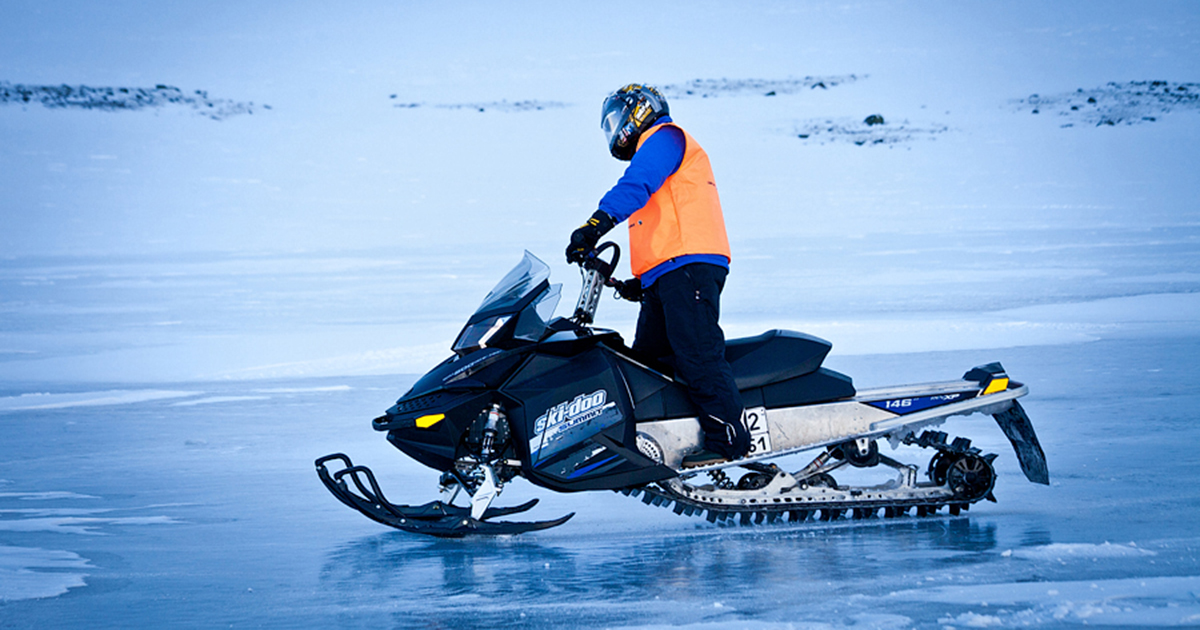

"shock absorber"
[480, 403, 505, 462]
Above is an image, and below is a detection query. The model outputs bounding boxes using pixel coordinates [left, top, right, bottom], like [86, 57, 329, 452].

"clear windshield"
[476, 250, 550, 312]
[452, 251, 561, 354]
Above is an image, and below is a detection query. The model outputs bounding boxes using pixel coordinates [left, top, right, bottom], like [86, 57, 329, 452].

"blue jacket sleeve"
[598, 124, 685, 223]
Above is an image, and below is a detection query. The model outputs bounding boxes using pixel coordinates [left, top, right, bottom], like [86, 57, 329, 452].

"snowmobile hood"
[402, 347, 521, 399]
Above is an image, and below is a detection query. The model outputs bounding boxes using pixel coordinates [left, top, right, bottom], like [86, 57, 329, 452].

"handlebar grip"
[583, 241, 621, 280]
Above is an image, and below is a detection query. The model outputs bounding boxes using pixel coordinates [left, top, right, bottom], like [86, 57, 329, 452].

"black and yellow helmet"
[601, 84, 669, 161]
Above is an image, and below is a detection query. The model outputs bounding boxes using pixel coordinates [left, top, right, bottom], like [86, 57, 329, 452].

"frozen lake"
[3, 1, 1200, 627]
[3, 334, 1200, 628]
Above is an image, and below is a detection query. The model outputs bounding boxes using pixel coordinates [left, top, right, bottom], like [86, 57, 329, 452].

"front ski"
[384, 512, 575, 538]
[315, 454, 573, 537]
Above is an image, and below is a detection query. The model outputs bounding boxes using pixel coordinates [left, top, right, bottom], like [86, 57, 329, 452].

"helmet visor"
[601, 102, 628, 147]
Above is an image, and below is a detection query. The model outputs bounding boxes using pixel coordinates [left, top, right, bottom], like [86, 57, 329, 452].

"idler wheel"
[833, 438, 880, 468]
[736, 471, 772, 490]
[945, 454, 996, 501]
[801, 473, 838, 490]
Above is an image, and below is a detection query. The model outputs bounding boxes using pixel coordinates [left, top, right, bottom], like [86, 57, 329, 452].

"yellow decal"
[415, 413, 445, 429]
[983, 377, 1009, 395]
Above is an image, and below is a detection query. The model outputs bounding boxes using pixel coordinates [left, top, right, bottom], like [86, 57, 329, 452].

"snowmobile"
[316, 244, 1048, 537]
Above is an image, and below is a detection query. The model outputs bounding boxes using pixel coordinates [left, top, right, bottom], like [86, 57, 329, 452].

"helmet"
[600, 84, 669, 161]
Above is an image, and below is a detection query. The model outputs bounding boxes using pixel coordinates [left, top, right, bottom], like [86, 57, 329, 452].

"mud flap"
[992, 400, 1049, 485]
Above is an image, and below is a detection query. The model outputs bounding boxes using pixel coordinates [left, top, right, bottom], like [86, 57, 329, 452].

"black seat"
[621, 329, 856, 421]
[726, 329, 832, 390]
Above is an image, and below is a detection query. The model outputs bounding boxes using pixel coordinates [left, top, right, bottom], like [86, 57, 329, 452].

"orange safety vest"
[627, 123, 732, 278]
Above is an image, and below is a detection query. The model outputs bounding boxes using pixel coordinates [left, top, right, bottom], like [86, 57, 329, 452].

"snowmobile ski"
[315, 453, 574, 537]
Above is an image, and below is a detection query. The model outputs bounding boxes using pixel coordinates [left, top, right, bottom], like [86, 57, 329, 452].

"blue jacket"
[598, 116, 729, 286]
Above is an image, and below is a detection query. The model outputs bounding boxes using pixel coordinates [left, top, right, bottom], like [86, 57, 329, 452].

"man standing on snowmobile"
[566, 83, 751, 468]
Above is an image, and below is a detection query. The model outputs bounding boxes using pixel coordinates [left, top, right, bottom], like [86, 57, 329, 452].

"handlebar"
[571, 241, 621, 325]
[581, 241, 620, 283]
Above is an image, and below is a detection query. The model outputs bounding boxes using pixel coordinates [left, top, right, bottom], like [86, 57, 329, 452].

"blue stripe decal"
[567, 454, 621, 479]
[866, 391, 974, 415]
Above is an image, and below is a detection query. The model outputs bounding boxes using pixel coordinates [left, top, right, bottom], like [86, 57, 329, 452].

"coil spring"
[708, 469, 735, 490]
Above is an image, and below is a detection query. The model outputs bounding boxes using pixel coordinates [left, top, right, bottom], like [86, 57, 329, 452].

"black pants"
[632, 263, 750, 459]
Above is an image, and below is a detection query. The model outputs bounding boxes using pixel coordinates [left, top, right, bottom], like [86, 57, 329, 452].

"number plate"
[743, 406, 771, 455]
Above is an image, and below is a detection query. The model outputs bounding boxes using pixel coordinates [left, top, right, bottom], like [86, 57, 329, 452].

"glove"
[566, 210, 616, 264]
[612, 277, 643, 302]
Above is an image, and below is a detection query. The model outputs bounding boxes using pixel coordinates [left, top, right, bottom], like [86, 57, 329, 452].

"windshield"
[452, 251, 561, 354]
[476, 250, 550, 312]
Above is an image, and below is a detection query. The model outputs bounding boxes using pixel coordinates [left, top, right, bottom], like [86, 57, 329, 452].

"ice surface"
[2, 0, 1199, 628]
[0, 390, 198, 411]
[0, 545, 92, 602]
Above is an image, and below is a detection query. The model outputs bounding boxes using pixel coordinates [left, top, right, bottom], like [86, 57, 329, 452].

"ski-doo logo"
[534, 390, 608, 434]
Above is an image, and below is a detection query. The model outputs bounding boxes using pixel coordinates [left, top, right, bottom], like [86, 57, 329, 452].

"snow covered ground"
[2, 1, 1198, 628]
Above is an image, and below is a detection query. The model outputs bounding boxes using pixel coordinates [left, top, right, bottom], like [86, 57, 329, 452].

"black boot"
[681, 449, 729, 469]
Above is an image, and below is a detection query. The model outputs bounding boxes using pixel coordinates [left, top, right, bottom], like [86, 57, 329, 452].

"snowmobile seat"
[622, 329, 854, 422]
[739, 367, 856, 409]
[725, 329, 833, 390]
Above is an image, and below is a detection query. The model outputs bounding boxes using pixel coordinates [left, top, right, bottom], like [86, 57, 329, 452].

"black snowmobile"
[316, 245, 1048, 537]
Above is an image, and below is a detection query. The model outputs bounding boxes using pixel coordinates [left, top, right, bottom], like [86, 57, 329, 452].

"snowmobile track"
[617, 430, 997, 526]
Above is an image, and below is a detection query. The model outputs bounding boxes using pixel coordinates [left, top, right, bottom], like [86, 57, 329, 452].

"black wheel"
[837, 439, 880, 468]
[945, 454, 996, 501]
[928, 451, 952, 485]
[802, 473, 837, 489]
[736, 471, 772, 490]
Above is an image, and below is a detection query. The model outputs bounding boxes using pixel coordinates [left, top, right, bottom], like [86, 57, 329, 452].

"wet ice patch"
[611, 613, 912, 629]
[254, 385, 352, 393]
[0, 493, 180, 535]
[793, 115, 949, 146]
[897, 575, 1200, 628]
[0, 389, 199, 412]
[0, 515, 180, 535]
[0, 490, 178, 602]
[1010, 542, 1156, 561]
[0, 491, 100, 501]
[0, 545, 92, 602]
[658, 75, 862, 98]
[170, 395, 270, 407]
[0, 81, 266, 120]
[1014, 80, 1200, 127]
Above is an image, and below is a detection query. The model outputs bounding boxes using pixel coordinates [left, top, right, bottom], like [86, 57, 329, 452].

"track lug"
[820, 508, 843, 521]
